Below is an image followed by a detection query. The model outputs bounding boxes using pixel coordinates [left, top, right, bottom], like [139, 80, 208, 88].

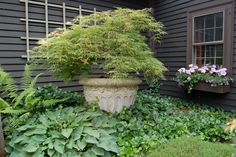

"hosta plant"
[32, 8, 167, 81]
[5, 106, 118, 157]
[176, 64, 233, 93]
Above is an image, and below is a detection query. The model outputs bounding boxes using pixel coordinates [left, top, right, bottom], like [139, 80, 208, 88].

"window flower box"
[176, 64, 233, 93]
[193, 82, 230, 94]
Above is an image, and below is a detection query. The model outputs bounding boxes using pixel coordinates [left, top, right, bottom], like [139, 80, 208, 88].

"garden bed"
[1, 85, 236, 157]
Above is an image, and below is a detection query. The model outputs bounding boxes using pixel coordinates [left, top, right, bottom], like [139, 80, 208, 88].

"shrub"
[148, 136, 235, 157]
[116, 90, 236, 156]
[32, 8, 167, 81]
[5, 106, 118, 157]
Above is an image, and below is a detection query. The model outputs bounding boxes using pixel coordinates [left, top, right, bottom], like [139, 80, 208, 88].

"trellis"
[20, 0, 97, 61]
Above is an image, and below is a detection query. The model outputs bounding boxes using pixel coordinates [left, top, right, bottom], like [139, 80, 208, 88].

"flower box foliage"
[176, 64, 233, 93]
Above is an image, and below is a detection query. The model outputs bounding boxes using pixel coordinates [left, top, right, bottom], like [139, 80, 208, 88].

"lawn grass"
[148, 136, 235, 157]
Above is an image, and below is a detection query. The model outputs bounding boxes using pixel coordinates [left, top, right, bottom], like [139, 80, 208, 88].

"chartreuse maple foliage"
[33, 8, 167, 81]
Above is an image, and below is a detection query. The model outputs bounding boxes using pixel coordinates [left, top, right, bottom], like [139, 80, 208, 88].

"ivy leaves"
[6, 106, 118, 157]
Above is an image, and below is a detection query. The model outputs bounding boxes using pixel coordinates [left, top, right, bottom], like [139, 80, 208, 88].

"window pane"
[205, 28, 214, 42]
[215, 28, 223, 41]
[206, 45, 215, 57]
[194, 16, 204, 30]
[195, 45, 205, 57]
[194, 30, 204, 43]
[196, 58, 204, 66]
[205, 14, 214, 28]
[216, 58, 223, 65]
[194, 45, 205, 66]
[215, 12, 223, 27]
[216, 45, 223, 57]
[206, 58, 214, 64]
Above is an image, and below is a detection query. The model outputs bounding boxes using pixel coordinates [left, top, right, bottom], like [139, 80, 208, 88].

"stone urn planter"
[79, 78, 142, 113]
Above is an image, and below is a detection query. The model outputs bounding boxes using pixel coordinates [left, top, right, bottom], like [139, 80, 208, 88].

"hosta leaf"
[39, 115, 49, 126]
[48, 142, 54, 149]
[91, 146, 105, 156]
[61, 150, 79, 157]
[85, 135, 98, 144]
[33, 149, 44, 157]
[47, 149, 55, 157]
[23, 143, 39, 153]
[104, 151, 112, 157]
[66, 139, 74, 149]
[17, 125, 35, 131]
[83, 127, 100, 139]
[71, 127, 83, 141]
[97, 136, 118, 153]
[10, 150, 31, 157]
[83, 150, 96, 157]
[48, 131, 62, 139]
[76, 139, 86, 150]
[24, 125, 47, 136]
[61, 128, 73, 138]
[54, 139, 65, 154]
[12, 135, 27, 144]
[52, 152, 60, 157]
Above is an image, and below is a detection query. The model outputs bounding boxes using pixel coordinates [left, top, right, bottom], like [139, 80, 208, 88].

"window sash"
[193, 44, 224, 65]
[192, 11, 224, 44]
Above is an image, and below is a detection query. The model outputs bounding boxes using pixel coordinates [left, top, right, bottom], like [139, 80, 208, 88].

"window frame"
[187, 2, 234, 74]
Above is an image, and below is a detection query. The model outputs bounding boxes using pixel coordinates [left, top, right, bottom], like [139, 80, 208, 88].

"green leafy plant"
[0, 65, 66, 133]
[116, 89, 236, 157]
[34, 84, 85, 106]
[5, 106, 118, 157]
[148, 136, 235, 157]
[176, 64, 233, 93]
[32, 8, 167, 81]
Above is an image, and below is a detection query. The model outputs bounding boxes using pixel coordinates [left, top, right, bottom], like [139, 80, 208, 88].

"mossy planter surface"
[79, 78, 142, 113]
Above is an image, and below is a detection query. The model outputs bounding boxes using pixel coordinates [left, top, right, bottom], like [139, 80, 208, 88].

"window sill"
[193, 82, 230, 94]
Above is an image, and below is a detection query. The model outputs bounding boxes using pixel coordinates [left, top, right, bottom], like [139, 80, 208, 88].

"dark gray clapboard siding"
[152, 0, 236, 110]
[0, 0, 148, 91]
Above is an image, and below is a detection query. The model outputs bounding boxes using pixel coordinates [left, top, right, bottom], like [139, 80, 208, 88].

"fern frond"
[0, 68, 17, 99]
[4, 112, 31, 134]
[0, 97, 10, 111]
[21, 64, 32, 89]
[42, 98, 67, 107]
[24, 94, 40, 109]
[29, 73, 43, 89]
[13, 73, 42, 108]
[13, 87, 35, 108]
[0, 107, 26, 115]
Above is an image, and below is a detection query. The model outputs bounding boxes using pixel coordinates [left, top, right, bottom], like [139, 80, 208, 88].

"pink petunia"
[189, 68, 195, 73]
[178, 68, 186, 73]
[189, 64, 194, 68]
[185, 70, 191, 75]
[198, 68, 206, 73]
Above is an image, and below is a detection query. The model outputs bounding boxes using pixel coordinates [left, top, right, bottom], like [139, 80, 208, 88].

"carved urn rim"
[79, 78, 142, 87]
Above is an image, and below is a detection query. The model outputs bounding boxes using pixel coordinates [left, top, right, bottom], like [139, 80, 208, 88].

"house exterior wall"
[0, 0, 147, 92]
[152, 0, 236, 110]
